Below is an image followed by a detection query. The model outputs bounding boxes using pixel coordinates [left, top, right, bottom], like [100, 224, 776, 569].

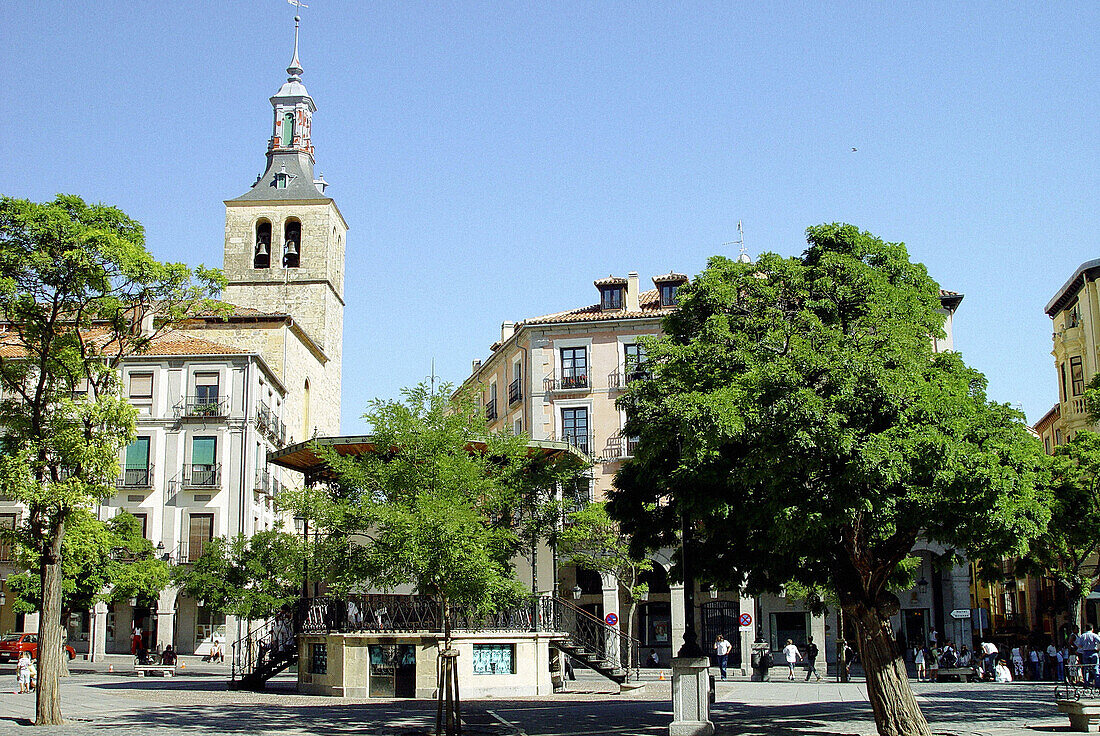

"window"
[624, 344, 647, 380]
[1056, 428, 1063, 445]
[131, 512, 148, 540]
[195, 373, 219, 404]
[123, 437, 150, 487]
[128, 373, 153, 401]
[187, 513, 214, 563]
[514, 418, 522, 435]
[190, 436, 218, 486]
[283, 219, 301, 268]
[1072, 357, 1085, 396]
[561, 407, 589, 453]
[601, 287, 623, 310]
[1044, 437, 1052, 455]
[660, 283, 679, 307]
[472, 644, 515, 675]
[254, 221, 272, 268]
[280, 112, 294, 148]
[302, 379, 311, 441]
[195, 607, 226, 645]
[0, 513, 16, 563]
[1062, 362, 1069, 402]
[311, 643, 328, 674]
[560, 347, 588, 389]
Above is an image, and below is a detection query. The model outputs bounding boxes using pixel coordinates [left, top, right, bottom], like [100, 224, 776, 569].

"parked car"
[0, 633, 76, 662]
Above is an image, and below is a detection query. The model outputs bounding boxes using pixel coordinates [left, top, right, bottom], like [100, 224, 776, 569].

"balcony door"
[187, 513, 214, 563]
[124, 437, 150, 487]
[191, 436, 217, 486]
[561, 407, 589, 453]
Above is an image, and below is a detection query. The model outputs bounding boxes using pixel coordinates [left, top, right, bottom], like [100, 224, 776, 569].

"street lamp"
[571, 584, 582, 601]
[918, 577, 929, 595]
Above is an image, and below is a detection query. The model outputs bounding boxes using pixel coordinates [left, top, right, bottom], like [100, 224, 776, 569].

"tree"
[1018, 430, 1100, 636]
[0, 194, 222, 724]
[284, 381, 584, 736]
[172, 530, 303, 622]
[608, 224, 1049, 736]
[560, 502, 652, 656]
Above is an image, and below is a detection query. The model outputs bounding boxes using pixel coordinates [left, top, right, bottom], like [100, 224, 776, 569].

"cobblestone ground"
[0, 659, 1071, 735]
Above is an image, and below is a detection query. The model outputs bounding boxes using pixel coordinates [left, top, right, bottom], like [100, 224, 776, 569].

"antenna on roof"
[723, 220, 750, 263]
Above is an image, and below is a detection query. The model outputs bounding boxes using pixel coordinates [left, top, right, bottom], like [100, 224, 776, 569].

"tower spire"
[287, 11, 304, 80]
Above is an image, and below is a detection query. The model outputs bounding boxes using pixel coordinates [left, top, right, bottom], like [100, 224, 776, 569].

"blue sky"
[4, 2, 1097, 432]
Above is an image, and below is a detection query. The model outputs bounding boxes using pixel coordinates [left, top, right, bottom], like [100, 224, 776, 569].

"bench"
[1057, 699, 1100, 732]
[135, 665, 175, 678]
[933, 667, 975, 683]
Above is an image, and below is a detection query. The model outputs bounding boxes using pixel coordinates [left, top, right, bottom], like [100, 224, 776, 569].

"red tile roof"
[523, 289, 669, 325]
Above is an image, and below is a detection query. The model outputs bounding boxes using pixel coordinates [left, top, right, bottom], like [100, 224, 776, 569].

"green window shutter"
[125, 437, 149, 470]
[281, 113, 294, 147]
[192, 437, 216, 466]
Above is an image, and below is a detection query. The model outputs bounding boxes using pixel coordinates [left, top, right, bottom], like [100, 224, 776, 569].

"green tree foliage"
[1018, 430, 1100, 635]
[172, 530, 303, 621]
[6, 510, 168, 617]
[560, 502, 652, 647]
[0, 194, 223, 724]
[608, 224, 1049, 736]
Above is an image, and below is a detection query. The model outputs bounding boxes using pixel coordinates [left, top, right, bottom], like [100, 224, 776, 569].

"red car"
[0, 633, 76, 662]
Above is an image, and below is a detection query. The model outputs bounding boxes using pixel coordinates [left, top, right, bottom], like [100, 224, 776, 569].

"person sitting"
[160, 644, 177, 666]
[646, 649, 660, 668]
[994, 657, 1013, 683]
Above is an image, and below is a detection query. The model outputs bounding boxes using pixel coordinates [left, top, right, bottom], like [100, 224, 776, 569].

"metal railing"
[117, 465, 153, 488]
[255, 469, 271, 495]
[299, 594, 557, 635]
[176, 396, 230, 419]
[175, 540, 213, 564]
[1055, 664, 1100, 700]
[485, 398, 498, 422]
[508, 378, 522, 405]
[231, 600, 301, 688]
[550, 596, 640, 681]
[608, 367, 650, 390]
[256, 402, 287, 447]
[183, 464, 221, 488]
[544, 374, 589, 392]
[601, 434, 640, 461]
[556, 433, 593, 455]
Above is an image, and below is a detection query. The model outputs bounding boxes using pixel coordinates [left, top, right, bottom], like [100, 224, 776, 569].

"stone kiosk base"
[670, 657, 714, 736]
[1057, 700, 1100, 732]
[298, 631, 557, 699]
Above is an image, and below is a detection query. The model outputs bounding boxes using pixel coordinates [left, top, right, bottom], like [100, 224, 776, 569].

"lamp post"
[295, 513, 309, 600]
[571, 584, 582, 601]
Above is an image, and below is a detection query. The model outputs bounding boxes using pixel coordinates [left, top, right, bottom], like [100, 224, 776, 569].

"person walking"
[782, 639, 802, 681]
[16, 651, 31, 694]
[804, 636, 822, 681]
[1077, 624, 1100, 686]
[714, 635, 732, 680]
[1029, 645, 1041, 681]
[1010, 644, 1024, 679]
[914, 644, 926, 681]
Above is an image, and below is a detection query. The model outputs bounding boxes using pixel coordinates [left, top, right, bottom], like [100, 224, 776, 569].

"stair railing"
[550, 596, 640, 682]
[230, 599, 304, 686]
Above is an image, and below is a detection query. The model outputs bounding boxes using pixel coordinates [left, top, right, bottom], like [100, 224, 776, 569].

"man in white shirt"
[782, 639, 802, 681]
[980, 640, 998, 680]
[714, 635, 733, 680]
[1077, 625, 1100, 686]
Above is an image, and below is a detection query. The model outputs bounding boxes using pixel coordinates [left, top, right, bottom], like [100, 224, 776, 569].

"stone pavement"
[0, 660, 1071, 735]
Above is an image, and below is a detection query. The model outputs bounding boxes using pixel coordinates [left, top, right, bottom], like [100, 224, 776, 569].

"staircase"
[548, 597, 640, 685]
[229, 600, 302, 691]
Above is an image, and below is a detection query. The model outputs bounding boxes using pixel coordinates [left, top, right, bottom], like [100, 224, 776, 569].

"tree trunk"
[1069, 595, 1085, 638]
[36, 522, 66, 725]
[848, 602, 930, 736]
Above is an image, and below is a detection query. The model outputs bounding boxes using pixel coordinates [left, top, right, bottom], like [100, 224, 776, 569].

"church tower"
[219, 14, 345, 436]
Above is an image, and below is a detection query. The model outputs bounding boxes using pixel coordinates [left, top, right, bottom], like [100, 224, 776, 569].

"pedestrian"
[804, 636, 822, 682]
[914, 644, 926, 681]
[1010, 644, 1024, 678]
[1047, 641, 1060, 681]
[929, 629, 938, 648]
[958, 645, 972, 668]
[210, 639, 225, 664]
[1076, 624, 1100, 686]
[131, 626, 142, 656]
[928, 645, 941, 682]
[782, 638, 802, 681]
[980, 639, 998, 680]
[844, 642, 855, 678]
[1029, 646, 1041, 681]
[16, 652, 31, 694]
[1056, 645, 1066, 682]
[714, 635, 732, 680]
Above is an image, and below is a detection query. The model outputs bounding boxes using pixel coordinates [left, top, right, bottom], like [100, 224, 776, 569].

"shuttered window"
[192, 437, 216, 467]
[125, 437, 150, 470]
[128, 373, 153, 400]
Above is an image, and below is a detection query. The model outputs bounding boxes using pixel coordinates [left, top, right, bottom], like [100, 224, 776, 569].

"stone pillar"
[948, 562, 974, 651]
[670, 657, 714, 736]
[90, 602, 108, 662]
[670, 582, 686, 657]
[738, 592, 755, 676]
[601, 574, 621, 668]
[155, 587, 177, 652]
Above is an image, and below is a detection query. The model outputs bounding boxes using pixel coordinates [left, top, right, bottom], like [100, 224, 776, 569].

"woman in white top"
[782, 639, 802, 681]
[914, 646, 926, 681]
[994, 659, 1013, 683]
[16, 652, 31, 694]
[1010, 646, 1024, 678]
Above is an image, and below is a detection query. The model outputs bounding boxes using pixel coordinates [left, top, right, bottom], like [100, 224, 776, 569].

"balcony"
[485, 398, 498, 422]
[608, 366, 650, 390]
[508, 378, 522, 405]
[183, 463, 221, 488]
[1068, 396, 1088, 416]
[255, 401, 287, 447]
[544, 374, 589, 392]
[175, 540, 212, 565]
[601, 433, 640, 461]
[176, 396, 230, 420]
[255, 469, 271, 495]
[117, 465, 153, 489]
[555, 433, 593, 455]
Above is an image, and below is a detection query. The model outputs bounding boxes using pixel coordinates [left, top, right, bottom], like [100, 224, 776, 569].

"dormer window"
[254, 220, 272, 269]
[653, 273, 688, 308]
[660, 284, 678, 306]
[602, 287, 623, 310]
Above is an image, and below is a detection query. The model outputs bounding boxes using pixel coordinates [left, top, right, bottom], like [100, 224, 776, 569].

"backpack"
[941, 649, 958, 668]
[807, 643, 819, 659]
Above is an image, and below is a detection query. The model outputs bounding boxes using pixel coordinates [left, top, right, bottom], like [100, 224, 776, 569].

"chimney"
[626, 272, 640, 312]
[501, 321, 515, 342]
[139, 308, 155, 338]
[472, 359, 482, 373]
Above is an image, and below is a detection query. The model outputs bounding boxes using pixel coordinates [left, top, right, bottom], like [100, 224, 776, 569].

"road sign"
[605, 613, 618, 627]
[739, 612, 753, 630]
[950, 609, 971, 619]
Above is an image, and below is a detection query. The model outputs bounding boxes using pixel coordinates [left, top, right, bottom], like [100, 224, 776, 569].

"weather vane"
[288, 0, 309, 9]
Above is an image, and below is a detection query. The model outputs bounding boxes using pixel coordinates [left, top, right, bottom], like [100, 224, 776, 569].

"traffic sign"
[605, 612, 618, 627]
[739, 612, 753, 630]
[950, 609, 971, 619]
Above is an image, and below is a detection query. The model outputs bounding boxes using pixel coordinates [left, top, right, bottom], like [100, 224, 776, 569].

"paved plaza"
[0, 660, 1070, 735]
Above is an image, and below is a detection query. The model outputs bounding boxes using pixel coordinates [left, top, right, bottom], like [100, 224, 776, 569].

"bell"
[285, 241, 299, 256]
[255, 242, 269, 257]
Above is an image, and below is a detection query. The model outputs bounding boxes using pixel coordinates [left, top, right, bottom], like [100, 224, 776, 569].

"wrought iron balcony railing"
[183, 463, 221, 488]
[176, 396, 230, 419]
[556, 433, 593, 455]
[117, 465, 153, 488]
[544, 374, 589, 392]
[608, 366, 650, 390]
[508, 378, 522, 405]
[485, 398, 498, 422]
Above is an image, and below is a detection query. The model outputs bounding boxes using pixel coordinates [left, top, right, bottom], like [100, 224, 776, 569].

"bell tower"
[220, 12, 345, 434]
